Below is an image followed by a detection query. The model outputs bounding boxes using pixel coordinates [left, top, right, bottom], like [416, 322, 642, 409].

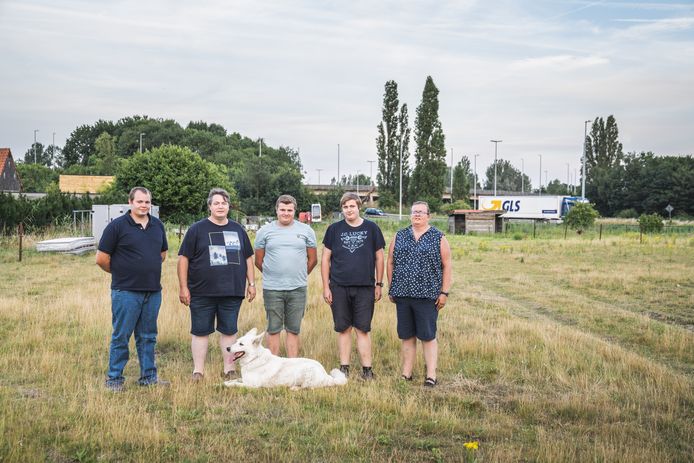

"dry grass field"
[1, 228, 693, 462]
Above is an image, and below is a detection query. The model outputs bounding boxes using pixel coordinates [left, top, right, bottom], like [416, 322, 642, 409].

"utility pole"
[139, 133, 145, 153]
[490, 140, 502, 195]
[258, 138, 263, 157]
[316, 168, 323, 185]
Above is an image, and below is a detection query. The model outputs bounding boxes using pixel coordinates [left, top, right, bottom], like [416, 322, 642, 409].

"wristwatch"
[248, 282, 256, 287]
[375, 282, 384, 287]
[440, 291, 449, 297]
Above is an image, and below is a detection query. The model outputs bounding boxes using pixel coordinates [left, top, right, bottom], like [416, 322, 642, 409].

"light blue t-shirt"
[255, 220, 317, 290]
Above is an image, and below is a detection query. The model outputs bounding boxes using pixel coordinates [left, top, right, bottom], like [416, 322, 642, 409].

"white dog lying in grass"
[224, 328, 347, 389]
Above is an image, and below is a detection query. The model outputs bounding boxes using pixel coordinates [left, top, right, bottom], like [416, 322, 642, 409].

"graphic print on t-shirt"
[340, 230, 368, 253]
[208, 231, 241, 266]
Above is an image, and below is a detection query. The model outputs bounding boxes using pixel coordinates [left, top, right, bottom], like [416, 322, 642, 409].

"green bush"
[441, 200, 472, 215]
[115, 144, 235, 223]
[616, 208, 639, 219]
[0, 189, 92, 234]
[565, 202, 599, 234]
[639, 213, 664, 233]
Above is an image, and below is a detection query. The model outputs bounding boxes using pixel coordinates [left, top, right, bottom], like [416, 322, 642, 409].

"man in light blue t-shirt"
[255, 195, 317, 357]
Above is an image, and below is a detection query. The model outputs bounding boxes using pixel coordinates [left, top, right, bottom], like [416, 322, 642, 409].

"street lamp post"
[33, 129, 39, 163]
[139, 133, 145, 153]
[337, 144, 341, 185]
[490, 140, 502, 195]
[521, 158, 525, 194]
[474, 154, 479, 209]
[583, 120, 590, 198]
[399, 134, 404, 220]
[566, 163, 570, 195]
[356, 170, 360, 197]
[538, 154, 542, 196]
[545, 170, 548, 191]
[316, 168, 323, 185]
[367, 160, 376, 185]
[450, 147, 454, 199]
[258, 138, 263, 157]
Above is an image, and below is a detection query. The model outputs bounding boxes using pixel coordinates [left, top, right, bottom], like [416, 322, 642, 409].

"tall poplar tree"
[409, 76, 446, 209]
[452, 156, 472, 201]
[585, 115, 625, 215]
[375, 80, 410, 207]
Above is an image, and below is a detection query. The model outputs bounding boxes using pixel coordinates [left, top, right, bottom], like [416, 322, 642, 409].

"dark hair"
[128, 186, 151, 201]
[207, 188, 230, 206]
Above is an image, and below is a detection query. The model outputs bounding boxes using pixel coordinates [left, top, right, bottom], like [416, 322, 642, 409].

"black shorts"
[189, 296, 242, 336]
[394, 297, 438, 341]
[329, 284, 375, 333]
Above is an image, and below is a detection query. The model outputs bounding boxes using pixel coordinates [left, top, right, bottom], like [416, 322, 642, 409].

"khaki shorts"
[263, 287, 307, 334]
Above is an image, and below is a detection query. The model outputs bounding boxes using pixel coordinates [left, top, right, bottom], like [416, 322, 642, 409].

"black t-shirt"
[98, 212, 168, 291]
[322, 219, 385, 286]
[178, 218, 254, 297]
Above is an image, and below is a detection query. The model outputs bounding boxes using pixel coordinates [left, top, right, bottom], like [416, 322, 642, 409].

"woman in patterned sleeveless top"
[387, 201, 452, 387]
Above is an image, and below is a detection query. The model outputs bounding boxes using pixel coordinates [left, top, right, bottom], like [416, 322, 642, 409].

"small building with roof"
[448, 209, 504, 234]
[0, 148, 22, 192]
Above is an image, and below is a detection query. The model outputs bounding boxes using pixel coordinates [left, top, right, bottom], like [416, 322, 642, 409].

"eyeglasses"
[410, 210, 429, 216]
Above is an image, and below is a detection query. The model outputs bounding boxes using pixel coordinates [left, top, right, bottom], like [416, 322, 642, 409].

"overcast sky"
[1, 0, 692, 188]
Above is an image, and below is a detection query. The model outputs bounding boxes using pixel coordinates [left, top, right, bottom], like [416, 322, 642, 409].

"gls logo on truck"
[482, 199, 521, 212]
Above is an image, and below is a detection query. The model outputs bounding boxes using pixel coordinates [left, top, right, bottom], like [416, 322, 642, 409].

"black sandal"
[424, 377, 438, 387]
[400, 374, 413, 381]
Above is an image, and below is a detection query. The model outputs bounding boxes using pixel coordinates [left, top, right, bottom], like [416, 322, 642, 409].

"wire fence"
[503, 221, 694, 240]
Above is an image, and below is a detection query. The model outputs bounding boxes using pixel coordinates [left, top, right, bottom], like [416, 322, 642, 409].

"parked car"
[364, 207, 386, 216]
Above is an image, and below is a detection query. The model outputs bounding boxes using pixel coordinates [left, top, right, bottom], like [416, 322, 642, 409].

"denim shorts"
[263, 287, 307, 334]
[329, 284, 375, 333]
[394, 297, 438, 341]
[189, 296, 243, 336]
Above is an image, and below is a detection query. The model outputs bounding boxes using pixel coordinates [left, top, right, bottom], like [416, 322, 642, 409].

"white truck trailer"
[478, 195, 586, 222]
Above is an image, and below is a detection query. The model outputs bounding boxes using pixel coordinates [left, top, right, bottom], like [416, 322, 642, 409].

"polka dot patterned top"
[389, 226, 444, 300]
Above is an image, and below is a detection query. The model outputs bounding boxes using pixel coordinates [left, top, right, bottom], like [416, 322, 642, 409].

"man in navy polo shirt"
[97, 186, 169, 392]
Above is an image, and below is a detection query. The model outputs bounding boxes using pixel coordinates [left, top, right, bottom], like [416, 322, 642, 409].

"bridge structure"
[305, 184, 531, 206]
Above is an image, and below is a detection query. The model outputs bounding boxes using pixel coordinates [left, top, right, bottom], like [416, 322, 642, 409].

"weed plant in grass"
[0, 230, 693, 462]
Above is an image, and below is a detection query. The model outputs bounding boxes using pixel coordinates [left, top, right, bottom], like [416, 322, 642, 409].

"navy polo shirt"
[98, 212, 168, 291]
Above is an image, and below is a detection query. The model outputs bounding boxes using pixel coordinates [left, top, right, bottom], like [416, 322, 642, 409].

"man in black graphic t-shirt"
[321, 192, 385, 380]
[178, 188, 255, 382]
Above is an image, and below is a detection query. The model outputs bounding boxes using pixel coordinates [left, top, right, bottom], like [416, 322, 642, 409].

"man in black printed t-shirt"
[321, 192, 385, 380]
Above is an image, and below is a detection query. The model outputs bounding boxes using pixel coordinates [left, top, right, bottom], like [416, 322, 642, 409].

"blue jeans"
[107, 289, 161, 385]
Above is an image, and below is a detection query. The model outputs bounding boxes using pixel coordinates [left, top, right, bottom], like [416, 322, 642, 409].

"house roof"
[0, 147, 23, 192]
[0, 148, 11, 172]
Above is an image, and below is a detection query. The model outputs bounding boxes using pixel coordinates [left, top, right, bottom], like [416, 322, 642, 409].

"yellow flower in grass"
[464, 441, 479, 450]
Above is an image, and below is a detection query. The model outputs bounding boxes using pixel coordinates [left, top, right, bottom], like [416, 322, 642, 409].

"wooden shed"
[59, 175, 114, 194]
[448, 210, 504, 234]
